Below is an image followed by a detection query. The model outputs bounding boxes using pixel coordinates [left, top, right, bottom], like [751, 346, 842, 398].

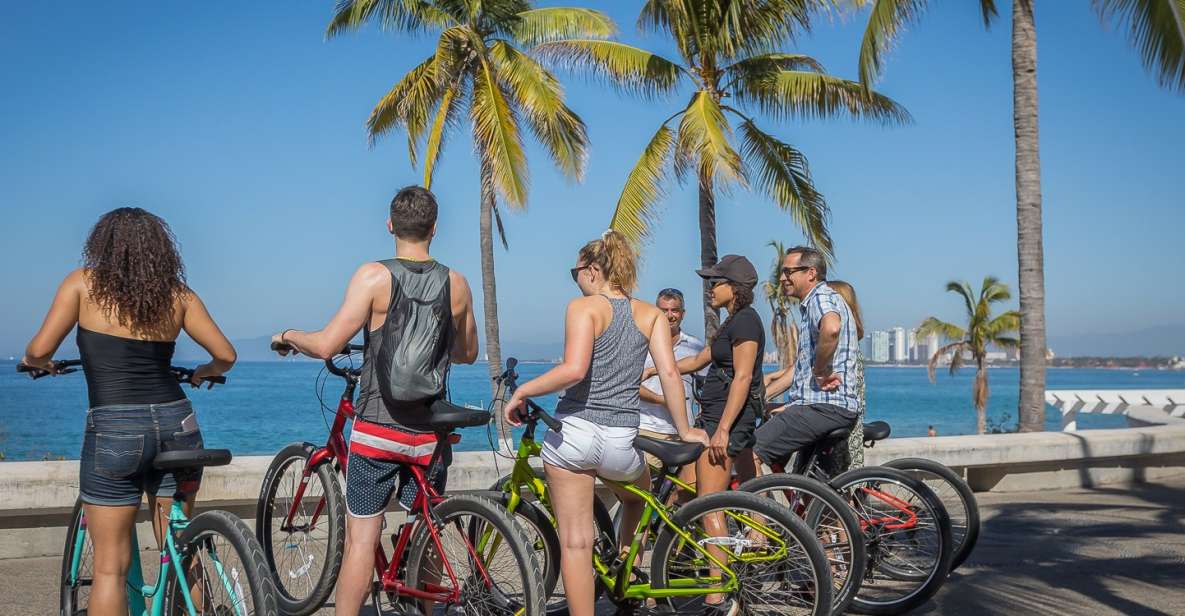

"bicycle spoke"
[188, 535, 259, 615]
[416, 512, 529, 615]
[270, 459, 330, 600]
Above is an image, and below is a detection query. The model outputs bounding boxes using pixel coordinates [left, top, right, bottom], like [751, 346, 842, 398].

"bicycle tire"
[255, 442, 345, 616]
[490, 472, 618, 565]
[830, 466, 952, 616]
[739, 473, 867, 616]
[165, 509, 280, 615]
[650, 491, 832, 616]
[59, 499, 93, 616]
[882, 457, 980, 571]
[405, 493, 546, 616]
[482, 490, 569, 615]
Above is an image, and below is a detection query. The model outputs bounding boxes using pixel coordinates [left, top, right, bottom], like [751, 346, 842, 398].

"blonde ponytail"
[578, 230, 638, 294]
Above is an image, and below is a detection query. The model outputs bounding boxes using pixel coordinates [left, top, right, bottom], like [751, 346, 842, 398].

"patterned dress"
[844, 353, 866, 469]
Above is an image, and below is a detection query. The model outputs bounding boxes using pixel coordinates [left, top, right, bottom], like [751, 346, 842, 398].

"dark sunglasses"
[659, 287, 684, 298]
[570, 265, 590, 282]
[707, 277, 730, 288]
[780, 266, 811, 278]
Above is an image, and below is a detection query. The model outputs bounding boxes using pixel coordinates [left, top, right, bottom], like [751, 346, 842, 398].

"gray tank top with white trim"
[555, 296, 648, 428]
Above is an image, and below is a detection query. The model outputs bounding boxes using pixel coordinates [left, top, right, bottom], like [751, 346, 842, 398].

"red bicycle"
[254, 343, 544, 615]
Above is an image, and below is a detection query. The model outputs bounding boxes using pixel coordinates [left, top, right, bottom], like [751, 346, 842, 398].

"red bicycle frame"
[279, 348, 490, 604]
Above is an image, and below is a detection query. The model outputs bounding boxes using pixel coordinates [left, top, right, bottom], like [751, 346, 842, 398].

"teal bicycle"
[19, 360, 279, 616]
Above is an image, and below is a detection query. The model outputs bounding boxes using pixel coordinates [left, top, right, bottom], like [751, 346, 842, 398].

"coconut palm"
[853, 1, 1185, 433]
[326, 0, 613, 421]
[538, 0, 910, 337]
[763, 240, 797, 368]
[918, 277, 1020, 435]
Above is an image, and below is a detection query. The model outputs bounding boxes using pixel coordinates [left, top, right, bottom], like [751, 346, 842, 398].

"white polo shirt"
[639, 331, 706, 434]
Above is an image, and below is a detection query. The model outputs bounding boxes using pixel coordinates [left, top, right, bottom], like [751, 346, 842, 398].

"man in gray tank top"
[270, 186, 478, 616]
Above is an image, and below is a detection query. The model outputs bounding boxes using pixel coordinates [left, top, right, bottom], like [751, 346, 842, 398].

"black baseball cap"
[696, 254, 758, 288]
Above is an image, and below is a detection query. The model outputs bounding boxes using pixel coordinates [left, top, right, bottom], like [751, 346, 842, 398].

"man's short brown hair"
[390, 186, 438, 241]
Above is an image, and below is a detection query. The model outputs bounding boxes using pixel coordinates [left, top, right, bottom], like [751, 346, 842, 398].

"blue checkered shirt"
[787, 283, 860, 413]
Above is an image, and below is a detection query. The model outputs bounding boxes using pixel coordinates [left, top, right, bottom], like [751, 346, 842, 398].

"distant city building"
[860, 335, 872, 359]
[871, 331, 891, 363]
[926, 333, 942, 361]
[907, 328, 918, 363]
[890, 327, 907, 363]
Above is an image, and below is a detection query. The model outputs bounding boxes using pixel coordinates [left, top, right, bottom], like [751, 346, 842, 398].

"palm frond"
[675, 91, 746, 185]
[992, 335, 1020, 350]
[979, 275, 1011, 304]
[609, 123, 677, 247]
[727, 52, 826, 79]
[326, 0, 455, 38]
[508, 7, 617, 46]
[366, 53, 445, 152]
[1095, 0, 1185, 92]
[927, 341, 965, 383]
[736, 118, 832, 260]
[733, 70, 912, 124]
[638, 0, 699, 61]
[980, 0, 1000, 27]
[917, 316, 965, 344]
[945, 280, 977, 319]
[713, 0, 815, 60]
[490, 41, 588, 180]
[534, 39, 684, 99]
[985, 310, 1021, 338]
[421, 75, 469, 188]
[471, 56, 529, 207]
[854, 0, 930, 85]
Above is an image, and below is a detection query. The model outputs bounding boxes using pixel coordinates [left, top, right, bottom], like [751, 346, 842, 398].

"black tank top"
[77, 327, 185, 408]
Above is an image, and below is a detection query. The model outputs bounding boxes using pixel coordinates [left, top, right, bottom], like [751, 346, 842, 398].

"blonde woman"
[828, 280, 866, 469]
[504, 231, 708, 616]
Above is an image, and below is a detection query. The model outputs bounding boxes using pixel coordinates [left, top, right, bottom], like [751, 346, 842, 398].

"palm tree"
[538, 0, 911, 338]
[763, 240, 796, 368]
[918, 277, 1020, 435]
[854, 1, 1185, 433]
[326, 0, 613, 423]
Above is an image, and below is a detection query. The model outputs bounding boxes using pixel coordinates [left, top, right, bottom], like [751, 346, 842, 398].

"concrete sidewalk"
[4, 477, 1184, 615]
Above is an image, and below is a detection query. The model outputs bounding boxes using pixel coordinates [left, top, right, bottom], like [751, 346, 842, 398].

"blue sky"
[1, 2, 1182, 357]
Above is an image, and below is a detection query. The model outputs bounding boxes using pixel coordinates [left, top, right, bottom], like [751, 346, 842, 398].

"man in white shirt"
[638, 288, 706, 492]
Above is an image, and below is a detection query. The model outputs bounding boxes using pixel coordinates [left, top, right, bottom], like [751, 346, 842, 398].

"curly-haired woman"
[21, 207, 235, 616]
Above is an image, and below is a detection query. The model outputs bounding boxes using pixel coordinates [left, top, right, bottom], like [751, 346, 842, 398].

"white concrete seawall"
[3, 424, 1184, 559]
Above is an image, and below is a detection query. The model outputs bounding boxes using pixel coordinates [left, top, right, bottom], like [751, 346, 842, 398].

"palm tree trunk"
[478, 158, 508, 443]
[1012, 0, 1047, 433]
[698, 172, 721, 339]
[975, 360, 989, 435]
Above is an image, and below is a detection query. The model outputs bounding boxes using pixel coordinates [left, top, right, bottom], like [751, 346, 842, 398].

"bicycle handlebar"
[17, 360, 226, 385]
[496, 357, 563, 433]
[270, 340, 364, 380]
[17, 359, 82, 379]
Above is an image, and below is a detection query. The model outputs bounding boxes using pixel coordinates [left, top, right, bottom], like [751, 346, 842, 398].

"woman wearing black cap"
[644, 254, 765, 612]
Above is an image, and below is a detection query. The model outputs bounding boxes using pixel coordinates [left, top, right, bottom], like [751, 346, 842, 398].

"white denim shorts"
[541, 415, 645, 482]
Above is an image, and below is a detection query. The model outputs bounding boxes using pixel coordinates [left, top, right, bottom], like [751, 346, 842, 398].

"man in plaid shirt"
[755, 246, 860, 469]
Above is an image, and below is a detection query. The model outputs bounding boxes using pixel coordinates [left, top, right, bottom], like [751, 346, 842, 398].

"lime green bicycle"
[487, 359, 832, 616]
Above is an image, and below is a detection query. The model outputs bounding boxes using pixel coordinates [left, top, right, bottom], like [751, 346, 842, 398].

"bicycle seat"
[153, 448, 232, 471]
[824, 425, 853, 440]
[426, 399, 490, 431]
[634, 435, 703, 469]
[863, 421, 891, 442]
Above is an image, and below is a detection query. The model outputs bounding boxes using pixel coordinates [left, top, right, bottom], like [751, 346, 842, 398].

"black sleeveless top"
[77, 327, 185, 408]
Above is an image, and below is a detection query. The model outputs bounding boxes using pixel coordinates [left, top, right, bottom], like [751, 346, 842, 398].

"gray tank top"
[555, 296, 648, 428]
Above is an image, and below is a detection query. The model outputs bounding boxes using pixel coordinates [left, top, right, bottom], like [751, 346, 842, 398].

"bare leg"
[545, 463, 598, 616]
[697, 449, 734, 605]
[335, 514, 382, 616]
[607, 465, 650, 553]
[84, 502, 139, 616]
[734, 448, 760, 485]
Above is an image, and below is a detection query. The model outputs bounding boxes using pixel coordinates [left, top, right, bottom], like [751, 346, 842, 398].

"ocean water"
[1, 360, 1181, 461]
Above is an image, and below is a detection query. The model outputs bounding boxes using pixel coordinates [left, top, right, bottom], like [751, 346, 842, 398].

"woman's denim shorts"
[79, 399, 204, 506]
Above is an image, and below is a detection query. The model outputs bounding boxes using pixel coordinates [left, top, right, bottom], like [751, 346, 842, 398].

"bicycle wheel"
[830, 466, 952, 616]
[404, 493, 546, 616]
[882, 457, 980, 571]
[165, 510, 280, 615]
[60, 499, 94, 616]
[489, 473, 615, 616]
[739, 473, 866, 616]
[255, 442, 345, 615]
[650, 491, 832, 616]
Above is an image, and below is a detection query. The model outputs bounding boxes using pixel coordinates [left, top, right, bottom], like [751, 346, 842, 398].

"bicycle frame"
[280, 356, 490, 606]
[496, 408, 796, 603]
[66, 498, 240, 616]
